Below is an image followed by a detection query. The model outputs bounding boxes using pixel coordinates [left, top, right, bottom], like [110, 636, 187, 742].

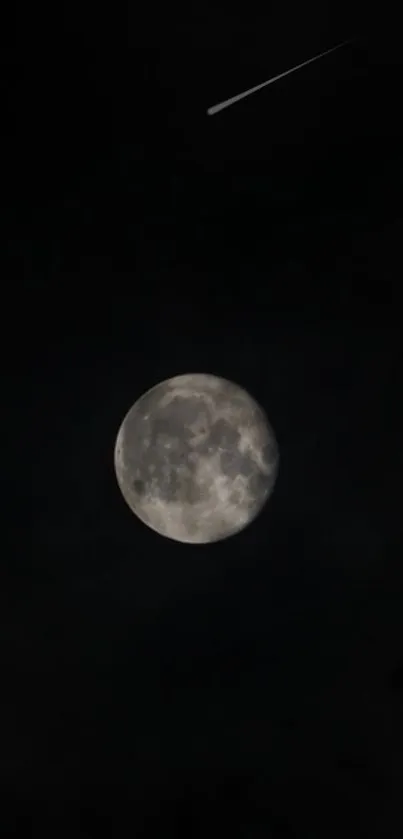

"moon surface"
[114, 373, 279, 544]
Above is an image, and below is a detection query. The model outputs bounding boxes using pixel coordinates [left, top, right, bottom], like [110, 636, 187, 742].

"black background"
[4, 2, 403, 836]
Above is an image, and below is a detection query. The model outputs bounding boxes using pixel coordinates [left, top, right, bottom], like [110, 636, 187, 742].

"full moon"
[114, 373, 279, 544]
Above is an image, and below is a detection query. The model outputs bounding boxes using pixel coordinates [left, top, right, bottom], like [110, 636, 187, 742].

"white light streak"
[207, 40, 350, 116]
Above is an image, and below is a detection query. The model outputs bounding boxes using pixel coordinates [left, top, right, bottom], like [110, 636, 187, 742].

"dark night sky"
[4, 2, 403, 837]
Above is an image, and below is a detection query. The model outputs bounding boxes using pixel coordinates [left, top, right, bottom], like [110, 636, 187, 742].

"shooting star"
[207, 40, 350, 116]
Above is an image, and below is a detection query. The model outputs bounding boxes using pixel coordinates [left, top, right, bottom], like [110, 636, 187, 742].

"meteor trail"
[207, 40, 350, 116]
